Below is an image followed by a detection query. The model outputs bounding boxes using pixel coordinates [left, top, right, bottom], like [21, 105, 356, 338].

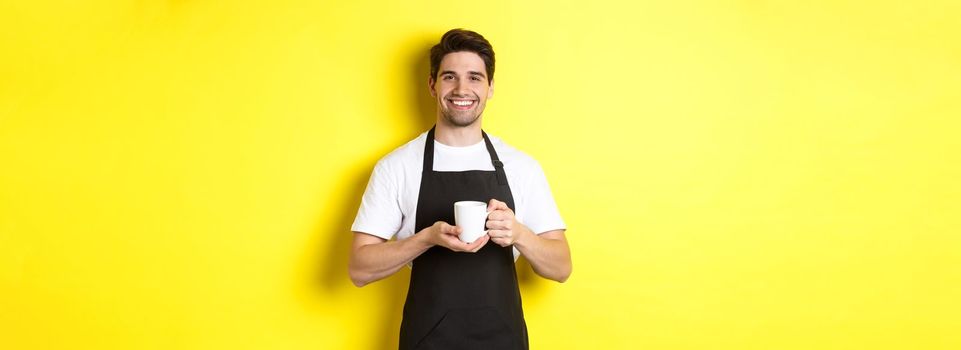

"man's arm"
[348, 222, 490, 287]
[486, 199, 572, 283]
[513, 228, 571, 283]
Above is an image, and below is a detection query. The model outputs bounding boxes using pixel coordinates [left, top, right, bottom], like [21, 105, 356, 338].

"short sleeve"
[350, 161, 402, 240]
[521, 161, 566, 235]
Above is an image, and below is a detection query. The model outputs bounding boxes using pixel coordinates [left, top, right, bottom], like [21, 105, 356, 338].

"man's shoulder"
[374, 131, 427, 171]
[488, 134, 542, 172]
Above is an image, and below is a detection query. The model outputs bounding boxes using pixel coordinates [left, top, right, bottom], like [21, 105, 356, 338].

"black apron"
[398, 126, 528, 350]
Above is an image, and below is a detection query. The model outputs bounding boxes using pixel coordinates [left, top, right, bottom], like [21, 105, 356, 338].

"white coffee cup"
[454, 201, 492, 243]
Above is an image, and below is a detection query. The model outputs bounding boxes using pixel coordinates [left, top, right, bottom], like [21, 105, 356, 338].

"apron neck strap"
[423, 126, 509, 186]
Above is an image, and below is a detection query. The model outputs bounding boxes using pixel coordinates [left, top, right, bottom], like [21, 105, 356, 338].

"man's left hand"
[486, 199, 529, 247]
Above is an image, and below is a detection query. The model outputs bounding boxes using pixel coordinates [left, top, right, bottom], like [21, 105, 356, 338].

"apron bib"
[398, 126, 528, 350]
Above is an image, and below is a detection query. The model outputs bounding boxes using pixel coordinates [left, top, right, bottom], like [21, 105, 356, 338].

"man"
[348, 28, 572, 350]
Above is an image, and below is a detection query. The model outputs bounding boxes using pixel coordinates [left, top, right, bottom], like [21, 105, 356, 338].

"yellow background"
[2, 1, 959, 349]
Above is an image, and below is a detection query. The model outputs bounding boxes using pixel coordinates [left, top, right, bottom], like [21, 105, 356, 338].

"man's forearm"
[349, 232, 431, 287]
[513, 227, 572, 283]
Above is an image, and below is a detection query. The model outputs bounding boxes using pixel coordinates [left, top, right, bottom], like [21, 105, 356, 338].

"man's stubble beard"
[442, 109, 483, 128]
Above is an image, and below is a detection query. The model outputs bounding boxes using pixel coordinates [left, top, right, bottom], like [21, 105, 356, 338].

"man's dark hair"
[430, 29, 495, 84]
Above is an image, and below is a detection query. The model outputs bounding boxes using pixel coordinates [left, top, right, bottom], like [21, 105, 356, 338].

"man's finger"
[486, 220, 507, 230]
[442, 224, 462, 235]
[487, 198, 507, 211]
[489, 209, 514, 221]
[465, 235, 489, 252]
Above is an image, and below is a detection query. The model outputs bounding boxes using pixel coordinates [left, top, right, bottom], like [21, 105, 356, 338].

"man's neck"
[434, 119, 483, 147]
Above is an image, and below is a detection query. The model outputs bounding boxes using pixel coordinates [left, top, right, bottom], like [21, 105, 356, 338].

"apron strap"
[482, 131, 510, 186]
[422, 126, 509, 186]
[423, 126, 436, 175]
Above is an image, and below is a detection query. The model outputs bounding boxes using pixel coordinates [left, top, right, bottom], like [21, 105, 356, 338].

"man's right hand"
[422, 221, 489, 252]
[349, 221, 489, 287]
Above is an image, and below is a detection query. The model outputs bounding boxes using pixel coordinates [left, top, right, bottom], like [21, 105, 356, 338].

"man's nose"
[453, 79, 469, 95]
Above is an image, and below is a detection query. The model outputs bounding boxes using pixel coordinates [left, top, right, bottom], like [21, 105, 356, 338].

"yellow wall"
[2, 1, 959, 349]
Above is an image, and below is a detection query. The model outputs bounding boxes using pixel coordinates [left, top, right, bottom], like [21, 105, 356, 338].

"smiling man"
[348, 29, 572, 350]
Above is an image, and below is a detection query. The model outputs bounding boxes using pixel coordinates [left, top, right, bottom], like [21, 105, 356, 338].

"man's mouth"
[447, 98, 476, 110]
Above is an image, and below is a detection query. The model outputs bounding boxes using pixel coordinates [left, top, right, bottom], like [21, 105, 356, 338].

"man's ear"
[428, 76, 436, 97]
[488, 80, 495, 99]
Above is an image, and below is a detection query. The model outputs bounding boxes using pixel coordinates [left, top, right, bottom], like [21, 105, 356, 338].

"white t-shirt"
[351, 131, 566, 259]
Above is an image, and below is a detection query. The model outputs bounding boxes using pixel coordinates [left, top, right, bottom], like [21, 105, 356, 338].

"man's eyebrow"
[439, 70, 487, 78]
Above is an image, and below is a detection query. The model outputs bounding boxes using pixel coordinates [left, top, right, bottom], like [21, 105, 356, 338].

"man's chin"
[443, 113, 481, 127]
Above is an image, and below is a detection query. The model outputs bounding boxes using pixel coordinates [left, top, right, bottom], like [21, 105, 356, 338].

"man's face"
[430, 51, 493, 128]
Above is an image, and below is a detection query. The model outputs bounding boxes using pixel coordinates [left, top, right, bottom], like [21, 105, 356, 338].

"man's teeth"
[452, 100, 474, 106]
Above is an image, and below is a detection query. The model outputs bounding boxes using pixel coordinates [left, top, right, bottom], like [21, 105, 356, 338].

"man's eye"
[443, 75, 454, 80]
[471, 76, 481, 81]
